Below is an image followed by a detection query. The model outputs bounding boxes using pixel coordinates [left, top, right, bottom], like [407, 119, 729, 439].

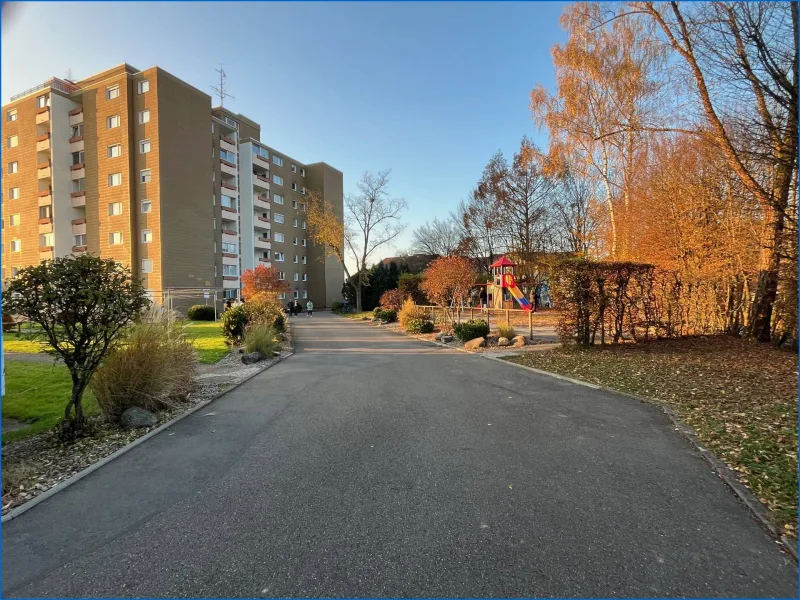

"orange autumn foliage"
[241, 264, 290, 304]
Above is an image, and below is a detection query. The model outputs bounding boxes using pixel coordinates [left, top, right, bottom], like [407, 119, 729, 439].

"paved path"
[2, 312, 796, 597]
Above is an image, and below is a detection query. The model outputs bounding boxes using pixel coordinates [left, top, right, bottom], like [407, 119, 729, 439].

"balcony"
[220, 182, 237, 194]
[222, 278, 239, 289]
[72, 245, 87, 254]
[259, 258, 272, 266]
[37, 162, 52, 179]
[38, 190, 52, 206]
[71, 192, 86, 207]
[71, 164, 85, 180]
[36, 133, 51, 152]
[221, 228, 237, 237]
[70, 137, 84, 153]
[39, 221, 53, 234]
[221, 205, 237, 217]
[220, 137, 236, 154]
[72, 221, 87, 235]
[253, 153, 270, 168]
[255, 237, 271, 250]
[35, 107, 50, 125]
[254, 175, 270, 191]
[254, 216, 271, 230]
[68, 107, 84, 126]
[254, 195, 270, 210]
[220, 159, 237, 177]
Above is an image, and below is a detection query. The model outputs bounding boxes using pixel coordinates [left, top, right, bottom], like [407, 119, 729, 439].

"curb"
[1, 350, 293, 524]
[342, 315, 799, 562]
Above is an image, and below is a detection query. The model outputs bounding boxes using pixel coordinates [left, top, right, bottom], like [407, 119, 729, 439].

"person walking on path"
[286, 300, 294, 317]
[293, 300, 302, 317]
[306, 300, 314, 317]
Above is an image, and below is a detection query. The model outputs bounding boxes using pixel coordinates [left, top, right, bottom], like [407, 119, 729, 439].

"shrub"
[91, 313, 196, 424]
[221, 305, 249, 345]
[497, 321, 516, 339]
[399, 298, 428, 330]
[331, 300, 344, 313]
[247, 298, 286, 333]
[453, 319, 490, 342]
[379, 289, 405, 312]
[407, 318, 434, 334]
[377, 309, 397, 323]
[399, 273, 428, 305]
[244, 323, 277, 357]
[188, 305, 216, 321]
[2, 313, 15, 333]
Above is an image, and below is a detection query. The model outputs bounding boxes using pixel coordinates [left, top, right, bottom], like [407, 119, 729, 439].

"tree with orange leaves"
[420, 256, 477, 325]
[241, 264, 290, 304]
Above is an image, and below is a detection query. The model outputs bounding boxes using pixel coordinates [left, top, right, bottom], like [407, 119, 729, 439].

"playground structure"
[484, 256, 533, 312]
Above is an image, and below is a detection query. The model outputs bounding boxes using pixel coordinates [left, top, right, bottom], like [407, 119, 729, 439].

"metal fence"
[413, 305, 557, 338]
[150, 288, 228, 320]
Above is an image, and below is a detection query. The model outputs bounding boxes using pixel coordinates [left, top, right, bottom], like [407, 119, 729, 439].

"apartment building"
[2, 64, 344, 310]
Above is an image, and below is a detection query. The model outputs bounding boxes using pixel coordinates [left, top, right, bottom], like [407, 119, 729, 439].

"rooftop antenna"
[211, 65, 235, 107]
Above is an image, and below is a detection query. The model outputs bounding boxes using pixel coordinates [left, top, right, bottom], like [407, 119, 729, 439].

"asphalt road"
[2, 312, 797, 597]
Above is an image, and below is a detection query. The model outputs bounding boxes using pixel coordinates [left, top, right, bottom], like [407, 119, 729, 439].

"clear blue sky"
[2, 1, 567, 260]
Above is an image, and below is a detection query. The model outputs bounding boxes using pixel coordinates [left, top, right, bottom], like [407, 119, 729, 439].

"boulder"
[464, 337, 486, 350]
[511, 335, 526, 348]
[485, 334, 499, 344]
[440, 335, 454, 343]
[120, 407, 157, 430]
[241, 352, 263, 365]
[497, 337, 510, 347]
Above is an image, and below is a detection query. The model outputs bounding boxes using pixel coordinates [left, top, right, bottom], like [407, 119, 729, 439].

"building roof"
[490, 256, 516, 268]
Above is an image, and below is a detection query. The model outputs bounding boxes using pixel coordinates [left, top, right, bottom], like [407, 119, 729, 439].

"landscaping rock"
[511, 335, 527, 347]
[238, 348, 244, 354]
[464, 337, 486, 350]
[441, 335, 454, 343]
[241, 352, 263, 365]
[119, 407, 157, 430]
[497, 337, 510, 347]
[486, 334, 499, 344]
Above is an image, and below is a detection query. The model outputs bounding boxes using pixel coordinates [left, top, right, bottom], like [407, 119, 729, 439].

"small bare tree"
[410, 217, 463, 257]
[307, 170, 407, 312]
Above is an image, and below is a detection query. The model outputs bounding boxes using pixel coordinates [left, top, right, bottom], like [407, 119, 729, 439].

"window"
[253, 145, 268, 159]
[294, 273, 299, 282]
[293, 237, 298, 245]
[300, 168, 306, 177]
[263, 250, 271, 259]
[302, 238, 307, 247]
[138, 80, 150, 94]
[223, 264, 238, 276]
[7, 109, 17, 122]
[9, 214, 20, 226]
[108, 173, 122, 187]
[293, 289, 299, 299]
[141, 199, 152, 213]
[222, 242, 237, 254]
[11, 267, 19, 277]
[301, 187, 306, 195]
[273, 174, 283, 186]
[220, 149, 236, 163]
[72, 150, 85, 165]
[40, 233, 54, 248]
[291, 200, 297, 210]
[10, 239, 21, 252]
[221, 194, 236, 209]
[73, 234, 87, 247]
[274, 232, 284, 243]
[302, 273, 307, 282]
[71, 124, 83, 138]
[107, 115, 120, 128]
[278, 292, 286, 300]
[225, 289, 238, 300]
[273, 194, 284, 205]
[273, 155, 283, 167]
[302, 221, 307, 230]
[8, 135, 18, 148]
[291, 182, 297, 191]
[274, 213, 284, 224]
[108, 202, 123, 216]
[293, 219, 298, 228]
[213, 217, 216, 230]
[108, 144, 122, 158]
[291, 164, 297, 173]
[8, 187, 19, 200]
[39, 205, 52, 219]
[141, 229, 153, 243]
[224, 116, 238, 128]
[302, 290, 308, 299]
[276, 253, 285, 262]
[36, 94, 48, 108]
[142, 259, 153, 273]
[140, 139, 151, 154]
[106, 85, 120, 100]
[139, 109, 150, 124]
[109, 232, 123, 245]
[278, 270, 285, 279]
[140, 169, 151, 183]
[72, 178, 86, 193]
[302, 256, 307, 265]
[8, 161, 18, 174]
[293, 255, 299, 264]
[301, 202, 306, 211]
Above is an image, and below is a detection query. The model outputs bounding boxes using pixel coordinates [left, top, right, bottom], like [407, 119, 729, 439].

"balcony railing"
[10, 77, 79, 101]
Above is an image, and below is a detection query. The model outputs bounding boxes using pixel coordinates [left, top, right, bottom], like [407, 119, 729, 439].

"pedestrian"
[306, 299, 314, 317]
[225, 299, 233, 311]
[293, 300, 301, 316]
[286, 300, 294, 316]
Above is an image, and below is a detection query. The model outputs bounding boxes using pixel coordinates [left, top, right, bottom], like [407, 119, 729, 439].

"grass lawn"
[2, 361, 99, 443]
[186, 320, 229, 364]
[504, 336, 798, 537]
[3, 332, 47, 354]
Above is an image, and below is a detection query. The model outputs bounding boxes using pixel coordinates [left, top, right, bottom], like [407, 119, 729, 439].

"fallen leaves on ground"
[504, 336, 798, 536]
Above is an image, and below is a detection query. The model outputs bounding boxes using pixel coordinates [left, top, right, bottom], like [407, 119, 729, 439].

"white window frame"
[108, 202, 123, 216]
[40, 233, 54, 248]
[302, 290, 308, 299]
[273, 155, 283, 167]
[302, 256, 307, 265]
[274, 213, 285, 224]
[302, 221, 307, 230]
[223, 264, 238, 277]
[36, 94, 48, 108]
[293, 255, 299, 264]
[278, 271, 286, 280]
[138, 80, 150, 94]
[71, 124, 83, 138]
[73, 233, 87, 247]
[106, 85, 120, 100]
[72, 178, 86, 193]
[276, 253, 285, 262]
[302, 238, 307, 247]
[291, 164, 297, 173]
[108, 173, 122, 187]
[293, 290, 299, 299]
[139, 109, 150, 124]
[109, 232, 123, 245]
[141, 199, 152, 213]
[300, 168, 306, 177]
[8, 161, 18, 174]
[142, 259, 153, 273]
[291, 182, 297, 191]
[141, 229, 153, 244]
[9, 213, 20, 226]
[9, 187, 20, 199]
[10, 239, 21, 252]
[140, 169, 152, 183]
[302, 273, 307, 282]
[139, 139, 151, 154]
[108, 144, 122, 158]
[292, 199, 297, 209]
[107, 115, 120, 129]
[293, 219, 298, 228]
[294, 273, 299, 282]
[8, 135, 18, 148]
[293, 237, 298, 245]
[7, 109, 17, 122]
[275, 232, 284, 243]
[273, 194, 284, 205]
[273, 174, 283, 186]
